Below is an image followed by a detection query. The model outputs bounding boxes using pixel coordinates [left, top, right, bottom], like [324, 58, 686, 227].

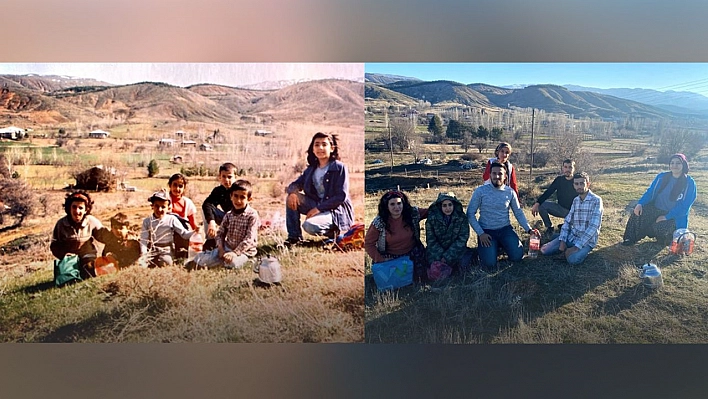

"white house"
[159, 138, 176, 147]
[0, 126, 25, 140]
[254, 129, 273, 137]
[88, 129, 110, 139]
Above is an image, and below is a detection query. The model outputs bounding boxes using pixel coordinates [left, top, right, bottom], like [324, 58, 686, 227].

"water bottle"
[188, 232, 204, 260]
[528, 230, 541, 259]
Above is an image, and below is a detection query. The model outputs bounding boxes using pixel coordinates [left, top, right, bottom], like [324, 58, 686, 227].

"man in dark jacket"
[531, 159, 578, 236]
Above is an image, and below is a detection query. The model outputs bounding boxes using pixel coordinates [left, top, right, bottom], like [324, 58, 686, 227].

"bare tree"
[389, 117, 416, 152]
[473, 138, 488, 154]
[549, 132, 584, 165]
[409, 140, 424, 164]
[658, 129, 707, 162]
[0, 178, 37, 226]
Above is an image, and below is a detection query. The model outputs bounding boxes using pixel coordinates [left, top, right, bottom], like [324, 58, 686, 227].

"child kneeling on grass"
[191, 180, 259, 270]
[51, 191, 112, 280]
[140, 190, 195, 268]
[102, 212, 141, 268]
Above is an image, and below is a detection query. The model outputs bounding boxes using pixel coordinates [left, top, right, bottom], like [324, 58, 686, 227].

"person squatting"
[365, 150, 631, 284]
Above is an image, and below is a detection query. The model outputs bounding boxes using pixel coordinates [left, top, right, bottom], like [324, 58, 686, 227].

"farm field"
[364, 139, 708, 344]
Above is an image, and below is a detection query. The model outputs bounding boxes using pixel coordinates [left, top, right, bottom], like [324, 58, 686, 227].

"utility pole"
[385, 109, 394, 176]
[529, 108, 535, 188]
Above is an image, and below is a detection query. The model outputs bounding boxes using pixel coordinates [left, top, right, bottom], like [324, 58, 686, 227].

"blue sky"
[366, 63, 708, 95]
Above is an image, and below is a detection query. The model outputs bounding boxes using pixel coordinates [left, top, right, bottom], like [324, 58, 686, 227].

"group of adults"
[365, 141, 697, 283]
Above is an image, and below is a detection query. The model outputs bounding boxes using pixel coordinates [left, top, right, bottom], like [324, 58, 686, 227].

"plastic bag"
[372, 256, 413, 291]
[54, 254, 82, 287]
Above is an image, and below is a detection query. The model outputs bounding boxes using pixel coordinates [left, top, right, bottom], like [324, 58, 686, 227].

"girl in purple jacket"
[285, 132, 354, 245]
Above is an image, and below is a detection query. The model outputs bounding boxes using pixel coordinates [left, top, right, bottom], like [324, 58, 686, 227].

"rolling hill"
[367, 77, 677, 120]
[0, 75, 363, 128]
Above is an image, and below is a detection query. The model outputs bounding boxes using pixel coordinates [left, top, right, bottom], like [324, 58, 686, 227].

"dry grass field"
[0, 116, 365, 342]
[364, 141, 708, 344]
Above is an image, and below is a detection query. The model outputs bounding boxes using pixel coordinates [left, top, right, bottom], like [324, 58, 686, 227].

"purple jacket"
[287, 160, 354, 234]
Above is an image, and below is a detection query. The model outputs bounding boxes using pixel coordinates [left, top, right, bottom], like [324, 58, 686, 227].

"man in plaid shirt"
[191, 180, 260, 269]
[540, 172, 603, 264]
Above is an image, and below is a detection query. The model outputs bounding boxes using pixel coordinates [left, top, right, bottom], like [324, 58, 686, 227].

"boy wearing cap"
[140, 190, 195, 267]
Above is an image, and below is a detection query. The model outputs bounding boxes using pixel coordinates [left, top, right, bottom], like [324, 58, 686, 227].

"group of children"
[50, 132, 354, 285]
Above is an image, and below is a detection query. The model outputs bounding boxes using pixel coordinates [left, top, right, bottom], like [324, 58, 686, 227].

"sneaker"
[184, 260, 197, 271]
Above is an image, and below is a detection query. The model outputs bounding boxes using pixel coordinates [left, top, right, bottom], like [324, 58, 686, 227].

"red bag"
[427, 261, 452, 281]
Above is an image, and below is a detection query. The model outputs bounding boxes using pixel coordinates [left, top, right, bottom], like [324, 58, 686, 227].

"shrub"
[147, 159, 159, 177]
[0, 155, 9, 179]
[0, 178, 37, 226]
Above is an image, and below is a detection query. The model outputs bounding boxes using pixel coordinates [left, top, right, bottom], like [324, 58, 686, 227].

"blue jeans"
[286, 193, 335, 239]
[538, 201, 570, 229]
[540, 237, 593, 265]
[477, 225, 524, 269]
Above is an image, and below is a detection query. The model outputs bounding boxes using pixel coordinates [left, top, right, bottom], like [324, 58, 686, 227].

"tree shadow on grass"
[22, 280, 55, 294]
[40, 311, 115, 342]
[0, 223, 22, 234]
[365, 238, 675, 343]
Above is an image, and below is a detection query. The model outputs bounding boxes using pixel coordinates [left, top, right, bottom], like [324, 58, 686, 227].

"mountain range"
[0, 74, 364, 127]
[365, 72, 708, 120]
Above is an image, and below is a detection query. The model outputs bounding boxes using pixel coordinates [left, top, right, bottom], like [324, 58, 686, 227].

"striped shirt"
[216, 205, 260, 257]
[559, 190, 603, 249]
[140, 214, 194, 254]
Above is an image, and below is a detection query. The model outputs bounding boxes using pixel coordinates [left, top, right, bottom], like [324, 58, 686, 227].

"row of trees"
[427, 115, 504, 144]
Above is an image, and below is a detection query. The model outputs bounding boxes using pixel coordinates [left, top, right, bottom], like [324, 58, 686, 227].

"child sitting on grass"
[140, 190, 195, 268]
[167, 173, 199, 260]
[51, 191, 112, 280]
[191, 180, 259, 270]
[202, 162, 238, 250]
[102, 212, 141, 268]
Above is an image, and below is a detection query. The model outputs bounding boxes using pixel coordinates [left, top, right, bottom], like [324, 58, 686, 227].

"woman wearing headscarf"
[622, 153, 697, 246]
[425, 192, 470, 272]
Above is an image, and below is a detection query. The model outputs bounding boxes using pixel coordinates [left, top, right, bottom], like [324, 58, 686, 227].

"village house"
[159, 138, 176, 147]
[254, 129, 273, 137]
[88, 129, 110, 139]
[0, 126, 26, 140]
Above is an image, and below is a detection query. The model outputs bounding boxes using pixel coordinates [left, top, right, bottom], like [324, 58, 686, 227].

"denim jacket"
[287, 160, 353, 234]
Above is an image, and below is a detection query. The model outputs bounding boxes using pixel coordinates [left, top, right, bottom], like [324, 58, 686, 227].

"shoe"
[284, 237, 303, 247]
[621, 239, 635, 246]
[184, 260, 197, 271]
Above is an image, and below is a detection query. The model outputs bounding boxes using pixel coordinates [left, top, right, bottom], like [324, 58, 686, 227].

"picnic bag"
[336, 223, 365, 251]
[670, 228, 696, 256]
[54, 254, 82, 287]
[372, 255, 413, 290]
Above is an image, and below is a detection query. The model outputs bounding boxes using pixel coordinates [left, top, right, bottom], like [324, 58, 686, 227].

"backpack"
[54, 254, 82, 287]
